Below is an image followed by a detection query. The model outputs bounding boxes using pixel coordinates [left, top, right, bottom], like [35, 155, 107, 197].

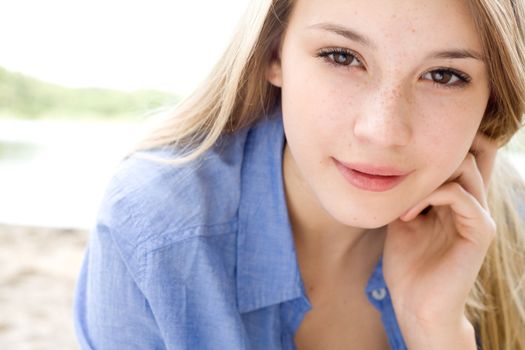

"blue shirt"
[73, 105, 407, 349]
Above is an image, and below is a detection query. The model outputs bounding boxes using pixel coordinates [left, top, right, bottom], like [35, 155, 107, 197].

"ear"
[266, 49, 283, 87]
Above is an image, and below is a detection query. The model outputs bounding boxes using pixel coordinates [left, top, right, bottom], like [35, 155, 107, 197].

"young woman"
[73, 0, 525, 349]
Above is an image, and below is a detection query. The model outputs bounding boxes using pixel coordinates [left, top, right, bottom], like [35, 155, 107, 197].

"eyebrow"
[427, 49, 484, 62]
[308, 22, 376, 49]
[307, 22, 484, 62]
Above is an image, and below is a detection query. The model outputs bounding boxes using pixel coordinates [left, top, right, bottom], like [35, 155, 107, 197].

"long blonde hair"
[133, 0, 525, 348]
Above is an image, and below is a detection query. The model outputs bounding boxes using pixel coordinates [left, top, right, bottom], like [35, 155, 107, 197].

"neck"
[282, 143, 386, 273]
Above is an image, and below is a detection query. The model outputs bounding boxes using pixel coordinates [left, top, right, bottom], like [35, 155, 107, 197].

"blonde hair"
[133, 0, 525, 348]
[477, 154, 525, 349]
[132, 0, 291, 163]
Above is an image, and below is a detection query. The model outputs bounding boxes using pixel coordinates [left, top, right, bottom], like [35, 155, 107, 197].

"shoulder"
[96, 128, 250, 258]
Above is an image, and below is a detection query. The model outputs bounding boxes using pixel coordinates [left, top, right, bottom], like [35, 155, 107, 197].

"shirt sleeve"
[73, 222, 166, 350]
[72, 152, 241, 349]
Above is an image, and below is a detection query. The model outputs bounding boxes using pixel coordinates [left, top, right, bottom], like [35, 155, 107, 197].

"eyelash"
[316, 47, 472, 89]
[317, 47, 364, 68]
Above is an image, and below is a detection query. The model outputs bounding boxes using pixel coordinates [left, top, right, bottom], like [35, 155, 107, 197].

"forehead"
[288, 0, 482, 52]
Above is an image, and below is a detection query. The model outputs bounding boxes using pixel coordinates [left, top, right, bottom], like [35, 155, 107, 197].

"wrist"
[399, 315, 477, 350]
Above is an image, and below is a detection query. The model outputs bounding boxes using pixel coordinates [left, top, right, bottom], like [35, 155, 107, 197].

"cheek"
[280, 61, 364, 146]
[414, 97, 485, 180]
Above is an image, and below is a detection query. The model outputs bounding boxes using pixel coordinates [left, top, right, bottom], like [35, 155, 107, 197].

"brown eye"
[421, 68, 471, 88]
[318, 48, 363, 68]
[329, 52, 359, 66]
[431, 70, 453, 84]
[333, 53, 352, 65]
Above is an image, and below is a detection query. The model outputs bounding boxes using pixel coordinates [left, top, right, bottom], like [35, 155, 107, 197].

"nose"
[353, 83, 412, 148]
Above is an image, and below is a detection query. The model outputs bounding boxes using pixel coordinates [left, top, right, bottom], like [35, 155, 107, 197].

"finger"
[469, 132, 499, 191]
[401, 133, 497, 220]
[401, 182, 497, 245]
[450, 152, 488, 209]
[401, 182, 483, 223]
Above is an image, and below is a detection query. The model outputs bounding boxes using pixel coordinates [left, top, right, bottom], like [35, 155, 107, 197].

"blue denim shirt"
[73, 105, 407, 349]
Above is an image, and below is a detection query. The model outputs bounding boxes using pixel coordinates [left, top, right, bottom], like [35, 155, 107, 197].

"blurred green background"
[0, 65, 179, 121]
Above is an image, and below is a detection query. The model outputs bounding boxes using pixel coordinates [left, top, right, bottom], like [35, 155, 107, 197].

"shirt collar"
[236, 105, 305, 313]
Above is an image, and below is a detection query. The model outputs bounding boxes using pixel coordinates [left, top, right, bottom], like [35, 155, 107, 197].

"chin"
[329, 205, 398, 229]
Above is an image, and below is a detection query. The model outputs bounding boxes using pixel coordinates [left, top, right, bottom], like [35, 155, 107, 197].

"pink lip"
[334, 158, 411, 192]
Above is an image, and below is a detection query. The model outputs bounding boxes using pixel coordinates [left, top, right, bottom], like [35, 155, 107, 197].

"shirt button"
[371, 288, 387, 301]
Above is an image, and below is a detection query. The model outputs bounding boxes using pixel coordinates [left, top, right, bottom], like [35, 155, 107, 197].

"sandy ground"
[0, 224, 89, 349]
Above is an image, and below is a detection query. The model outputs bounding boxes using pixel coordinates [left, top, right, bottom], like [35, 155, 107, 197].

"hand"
[382, 133, 498, 347]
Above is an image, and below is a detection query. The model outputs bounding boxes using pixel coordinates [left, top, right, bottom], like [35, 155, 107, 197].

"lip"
[333, 158, 411, 192]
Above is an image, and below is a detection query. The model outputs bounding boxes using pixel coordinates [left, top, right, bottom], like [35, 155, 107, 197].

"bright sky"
[0, 0, 250, 95]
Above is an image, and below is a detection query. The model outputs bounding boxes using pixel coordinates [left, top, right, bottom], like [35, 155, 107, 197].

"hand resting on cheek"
[382, 132, 498, 347]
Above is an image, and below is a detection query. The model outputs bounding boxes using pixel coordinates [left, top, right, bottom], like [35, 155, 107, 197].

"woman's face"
[268, 0, 490, 228]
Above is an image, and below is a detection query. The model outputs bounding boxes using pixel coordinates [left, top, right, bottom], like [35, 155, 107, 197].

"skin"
[266, 0, 498, 348]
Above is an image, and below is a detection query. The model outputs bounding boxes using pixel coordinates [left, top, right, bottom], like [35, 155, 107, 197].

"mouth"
[333, 158, 411, 192]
